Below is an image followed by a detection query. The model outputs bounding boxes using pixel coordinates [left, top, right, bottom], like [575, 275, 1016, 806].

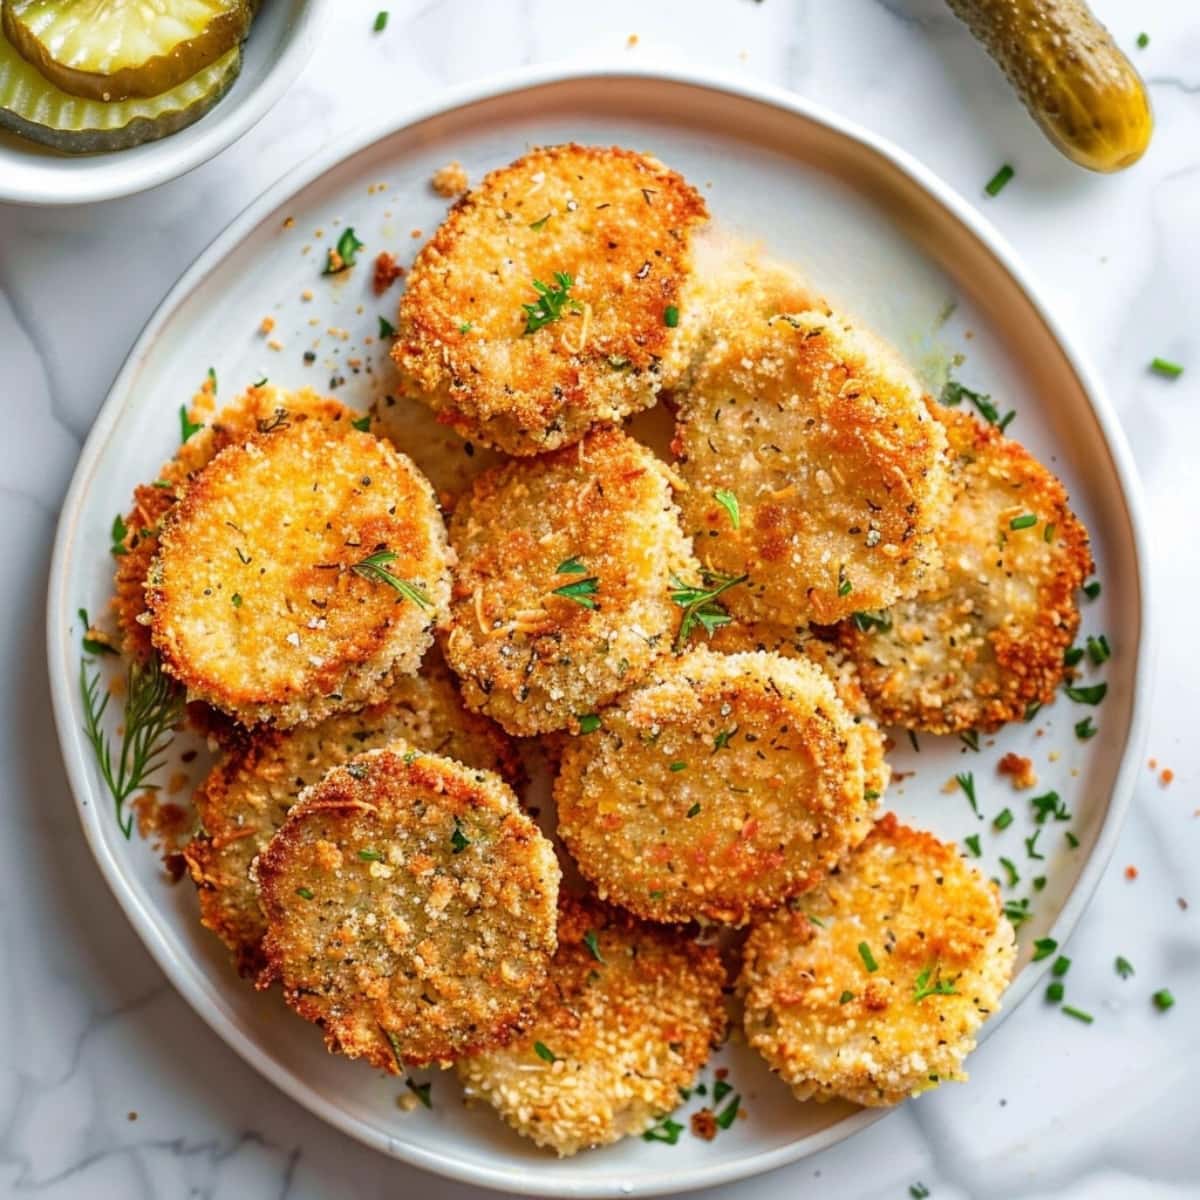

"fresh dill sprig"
[80, 653, 185, 839]
[669, 569, 748, 651]
[352, 549, 433, 609]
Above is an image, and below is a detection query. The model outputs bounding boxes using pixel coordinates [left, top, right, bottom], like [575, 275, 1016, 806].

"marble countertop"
[2, 1, 1197, 1197]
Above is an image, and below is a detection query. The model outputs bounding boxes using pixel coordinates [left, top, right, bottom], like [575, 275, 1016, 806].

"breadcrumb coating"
[113, 385, 353, 660]
[184, 651, 519, 975]
[555, 648, 885, 925]
[256, 746, 560, 1068]
[444, 428, 698, 736]
[839, 405, 1092, 733]
[672, 309, 949, 626]
[393, 144, 708, 455]
[457, 897, 726, 1156]
[146, 419, 452, 728]
[740, 813, 1016, 1107]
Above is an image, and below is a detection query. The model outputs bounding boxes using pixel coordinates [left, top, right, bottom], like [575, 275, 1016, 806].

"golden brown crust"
[672, 309, 949, 626]
[146, 419, 452, 728]
[393, 144, 708, 455]
[184, 651, 520, 975]
[443, 428, 698, 736]
[839, 405, 1092, 733]
[457, 896, 726, 1155]
[555, 648, 885, 925]
[256, 746, 560, 1069]
[740, 812, 1016, 1107]
[113, 385, 354, 661]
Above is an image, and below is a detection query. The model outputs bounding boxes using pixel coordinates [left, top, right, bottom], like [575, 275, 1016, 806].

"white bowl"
[46, 64, 1153, 1197]
[0, 0, 328, 206]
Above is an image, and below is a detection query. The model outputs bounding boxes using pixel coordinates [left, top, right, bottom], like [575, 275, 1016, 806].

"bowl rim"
[0, 0, 330, 207]
[45, 61, 1155, 1197]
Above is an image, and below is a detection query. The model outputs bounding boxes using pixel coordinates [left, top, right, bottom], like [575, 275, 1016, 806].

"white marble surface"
[1, 1, 1198, 1197]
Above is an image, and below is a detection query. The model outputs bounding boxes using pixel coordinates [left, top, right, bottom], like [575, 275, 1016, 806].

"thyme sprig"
[669, 569, 748, 651]
[352, 549, 433, 609]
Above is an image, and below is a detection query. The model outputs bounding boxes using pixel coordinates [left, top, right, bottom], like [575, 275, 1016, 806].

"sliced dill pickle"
[3, 0, 249, 102]
[0, 28, 240, 153]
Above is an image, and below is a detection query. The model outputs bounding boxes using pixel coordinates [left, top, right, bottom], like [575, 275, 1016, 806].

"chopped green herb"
[1086, 634, 1111, 665]
[839, 990, 855, 1005]
[451, 818, 470, 855]
[669, 761, 687, 773]
[295, 886, 314, 900]
[206, 365, 217, 394]
[577, 713, 601, 734]
[715, 1093, 741, 1130]
[1033, 875, 1047, 892]
[528, 213, 551, 232]
[913, 963, 959, 1002]
[1064, 645, 1085, 667]
[1009, 513, 1037, 531]
[1024, 700, 1042, 722]
[1065, 830, 1080, 848]
[956, 772, 979, 817]
[405, 1077, 432, 1107]
[1083, 580, 1102, 600]
[1046, 981, 1064, 1003]
[713, 728, 735, 752]
[1025, 829, 1044, 860]
[985, 164, 1015, 196]
[959, 729, 981, 752]
[1062, 1005, 1094, 1024]
[351, 414, 372, 432]
[1136, 32, 1149, 48]
[1032, 937, 1057, 962]
[252, 375, 268, 387]
[852, 609, 892, 633]
[713, 488, 740, 529]
[864, 788, 880, 801]
[838, 573, 852, 597]
[458, 321, 473, 333]
[999, 857, 1020, 887]
[669, 569, 747, 651]
[713, 1079, 732, 1104]
[805, 912, 826, 928]
[179, 405, 203, 443]
[908, 730, 920, 754]
[373, 10, 388, 31]
[664, 305, 680, 328]
[378, 315, 396, 338]
[551, 575, 600, 609]
[1052, 955, 1071, 977]
[1075, 716, 1098, 740]
[1115, 956, 1134, 979]
[534, 1041, 558, 1063]
[1043, 522, 1056, 544]
[78, 609, 117, 657]
[1066, 682, 1107, 706]
[964, 833, 982, 857]
[352, 549, 433, 609]
[940, 378, 1014, 429]
[1004, 898, 1032, 927]
[1153, 989, 1175, 1012]
[556, 555, 587, 575]
[858, 941, 879, 973]
[910, 1186, 931, 1200]
[583, 929, 606, 963]
[642, 1117, 684, 1144]
[521, 272, 579, 334]
[994, 808, 1014, 831]
[686, 802, 701, 818]
[358, 848, 383, 862]
[231, 593, 243, 608]
[1150, 357, 1183, 379]
[1031, 790, 1070, 824]
[324, 227, 364, 274]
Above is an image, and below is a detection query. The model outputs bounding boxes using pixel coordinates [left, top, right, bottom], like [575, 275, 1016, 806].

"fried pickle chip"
[672, 309, 949, 626]
[457, 897, 726, 1156]
[146, 419, 452, 727]
[185, 652, 519, 975]
[839, 405, 1092, 733]
[740, 813, 1016, 1107]
[444, 428, 698, 736]
[555, 648, 885, 925]
[256, 746, 560, 1068]
[393, 144, 708, 455]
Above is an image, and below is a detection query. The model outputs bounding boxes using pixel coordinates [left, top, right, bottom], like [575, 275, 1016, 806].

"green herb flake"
[295, 886, 314, 900]
[852, 609, 892, 633]
[908, 730, 920, 754]
[324, 227, 364, 275]
[1032, 937, 1057, 962]
[1052, 955, 1071, 977]
[1062, 1005, 1094, 1024]
[1153, 988, 1175, 1012]
[985, 164, 1015, 197]
[582, 930, 606, 964]
[577, 713, 601, 734]
[910, 1186, 931, 1200]
[1066, 682, 1107, 706]
[715, 1093, 741, 1130]
[529, 213, 551, 232]
[1086, 634, 1111, 665]
[999, 857, 1020, 888]
[1024, 829, 1044, 861]
[405, 1077, 432, 1107]
[913, 963, 959, 1002]
[1064, 645, 1085, 667]
[458, 321, 472, 333]
[713, 488, 740, 529]
[1046, 980, 1065, 1003]
[352, 548, 433, 609]
[552, 575, 600, 609]
[806, 913, 826, 928]
[1033, 875, 1047, 892]
[179, 405, 203, 444]
[838, 574, 852, 597]
[1137, 32, 1149, 48]
[1075, 716, 1098, 740]
[713, 1079, 732, 1104]
[533, 1041, 558, 1063]
[643, 1117, 684, 1145]
[556, 555, 587, 575]
[839, 990, 855, 1005]
[956, 772, 979, 817]
[1065, 830, 1080, 849]
[378, 315, 396, 338]
[669, 761, 687, 773]
[521, 272, 579, 334]
[993, 807, 1014, 831]
[1031, 790, 1070, 824]
[1009, 513, 1037, 531]
[669, 569, 747, 651]
[1083, 580, 1102, 600]
[373, 10, 388, 31]
[78, 608, 116, 657]
[1150, 357, 1183, 379]
[664, 305, 680, 328]
[713, 728, 735, 753]
[358, 848, 383, 862]
[1043, 522, 1056, 544]
[686, 802, 701, 818]
[351, 414, 372, 432]
[858, 941, 879, 973]
[960, 729, 980, 752]
[940, 378, 1014, 428]
[1115, 956, 1135, 979]
[231, 593, 243, 608]
[1024, 700, 1043, 722]
[964, 833, 982, 858]
[451, 818, 470, 855]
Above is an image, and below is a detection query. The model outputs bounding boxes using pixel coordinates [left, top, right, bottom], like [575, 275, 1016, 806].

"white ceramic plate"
[0, 0, 327, 206]
[47, 66, 1153, 1197]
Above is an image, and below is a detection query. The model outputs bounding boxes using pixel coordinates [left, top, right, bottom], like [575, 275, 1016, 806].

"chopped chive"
[556, 555, 586, 575]
[908, 730, 920, 753]
[324, 227, 364, 274]
[713, 728, 735, 752]
[852, 609, 892, 633]
[669, 761, 687, 772]
[405, 1077, 432, 1108]
[1046, 980, 1065, 1003]
[295, 886, 314, 900]
[1052, 955, 1071, 977]
[1150, 357, 1183, 379]
[378, 315, 396, 338]
[1043, 522, 1056, 543]
[1152, 989, 1175, 1012]
[1033, 875, 1047, 892]
[179, 405, 203, 443]
[956, 772, 979, 817]
[351, 414, 371, 432]
[1064, 645, 1085, 667]
[1136, 32, 1149, 48]
[713, 488, 740, 529]
[231, 593, 243, 608]
[686, 802, 701, 818]
[1009, 513, 1037, 531]
[1025, 829, 1044, 860]
[1062, 1005, 1094, 1024]
[839, 990, 855, 1004]
[1065, 830, 1080, 848]
[1075, 716, 1098, 740]
[1115, 956, 1134, 979]
[1032, 937, 1057, 962]
[373, 10, 388, 31]
[583, 930, 606, 963]
[451, 817, 470, 854]
[858, 941, 879, 973]
[985, 164, 1015, 197]
[357, 848, 383, 862]
[206, 365, 217, 394]
[838, 575, 852, 597]
[713, 1079, 732, 1104]
[664, 305, 680, 328]
[1004, 898, 1032, 927]
[993, 808, 1014, 831]
[577, 713, 601, 734]
[1031, 790, 1070, 823]
[913, 963, 959, 1001]
[1083, 580, 1102, 600]
[1066, 682, 1107, 706]
[999, 857, 1020, 887]
[864, 788, 880, 801]
[533, 1041, 558, 1063]
[458, 321, 472, 333]
[715, 1093, 741, 1130]
[964, 833, 982, 857]
[529, 213, 551, 232]
[1086, 634, 1111, 665]
[1024, 700, 1042, 722]
[910, 1186, 931, 1200]
[642, 1117, 683, 1144]
[959, 729, 980, 752]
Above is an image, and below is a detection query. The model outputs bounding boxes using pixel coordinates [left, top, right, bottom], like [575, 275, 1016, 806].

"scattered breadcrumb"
[1125, 865, 1139, 880]
[1161, 768, 1174, 786]
[627, 33, 639, 47]
[259, 316, 276, 335]
[690, 1109, 717, 1140]
[373, 251, 403, 295]
[997, 753, 1037, 791]
[431, 160, 469, 197]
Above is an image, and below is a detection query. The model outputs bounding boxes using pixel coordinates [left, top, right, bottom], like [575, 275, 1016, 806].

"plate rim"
[0, 0, 330, 207]
[45, 61, 1155, 1197]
